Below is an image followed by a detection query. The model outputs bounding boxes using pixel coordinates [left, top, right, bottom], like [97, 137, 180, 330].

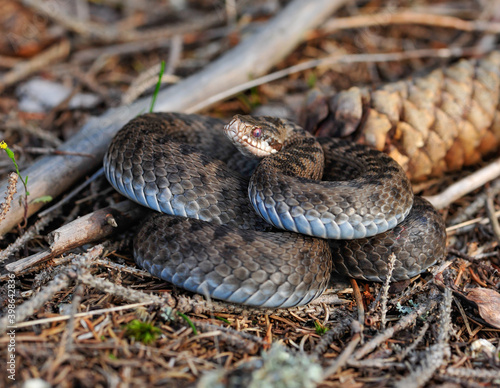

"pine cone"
[304, 52, 500, 181]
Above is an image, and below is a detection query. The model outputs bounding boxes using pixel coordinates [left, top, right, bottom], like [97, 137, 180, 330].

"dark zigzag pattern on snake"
[103, 112, 446, 308]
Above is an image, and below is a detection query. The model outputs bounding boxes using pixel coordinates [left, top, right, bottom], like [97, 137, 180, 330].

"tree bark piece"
[305, 51, 500, 181]
[0, 0, 347, 237]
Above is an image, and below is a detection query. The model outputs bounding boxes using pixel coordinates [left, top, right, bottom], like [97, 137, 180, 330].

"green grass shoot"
[314, 320, 329, 335]
[177, 312, 198, 335]
[149, 60, 166, 113]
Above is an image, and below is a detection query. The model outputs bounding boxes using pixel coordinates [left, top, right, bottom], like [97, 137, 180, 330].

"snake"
[103, 112, 447, 308]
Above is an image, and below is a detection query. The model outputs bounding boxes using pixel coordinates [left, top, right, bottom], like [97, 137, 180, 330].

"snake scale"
[104, 112, 446, 308]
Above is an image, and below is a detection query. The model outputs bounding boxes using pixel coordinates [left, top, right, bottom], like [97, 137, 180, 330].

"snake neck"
[259, 133, 325, 180]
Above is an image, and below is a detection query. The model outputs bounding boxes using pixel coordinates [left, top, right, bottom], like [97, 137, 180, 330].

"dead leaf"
[465, 288, 500, 329]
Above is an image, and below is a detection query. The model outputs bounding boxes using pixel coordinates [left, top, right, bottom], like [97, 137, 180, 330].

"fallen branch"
[5, 201, 142, 274]
[0, 210, 59, 264]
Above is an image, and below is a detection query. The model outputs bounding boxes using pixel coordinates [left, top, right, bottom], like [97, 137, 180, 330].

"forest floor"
[0, 0, 499, 387]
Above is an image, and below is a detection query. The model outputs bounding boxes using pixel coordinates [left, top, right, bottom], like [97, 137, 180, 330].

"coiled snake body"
[104, 112, 446, 308]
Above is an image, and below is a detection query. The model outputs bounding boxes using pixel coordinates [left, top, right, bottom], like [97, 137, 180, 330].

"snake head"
[224, 115, 286, 158]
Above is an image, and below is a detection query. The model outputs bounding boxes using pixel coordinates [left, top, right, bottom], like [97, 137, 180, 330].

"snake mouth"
[224, 117, 278, 158]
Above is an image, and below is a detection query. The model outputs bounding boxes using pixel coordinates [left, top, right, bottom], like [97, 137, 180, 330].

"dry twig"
[0, 245, 106, 335]
[322, 320, 362, 378]
[448, 178, 500, 225]
[0, 40, 70, 93]
[0, 210, 60, 264]
[394, 289, 453, 388]
[380, 253, 397, 330]
[426, 158, 500, 209]
[5, 201, 142, 274]
[321, 11, 500, 34]
[352, 289, 440, 361]
[485, 191, 500, 243]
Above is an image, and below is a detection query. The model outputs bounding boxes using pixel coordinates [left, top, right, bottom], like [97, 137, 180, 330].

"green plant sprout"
[149, 60, 166, 113]
[1, 141, 53, 227]
[1, 141, 29, 195]
[177, 312, 198, 335]
[124, 319, 161, 345]
[313, 320, 329, 335]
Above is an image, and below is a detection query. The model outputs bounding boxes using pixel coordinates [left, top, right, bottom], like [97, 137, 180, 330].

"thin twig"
[446, 209, 500, 235]
[0, 272, 73, 335]
[186, 46, 481, 113]
[426, 158, 500, 210]
[22, 0, 225, 43]
[0, 40, 71, 93]
[11, 302, 154, 329]
[191, 320, 267, 353]
[121, 34, 182, 105]
[0, 245, 105, 335]
[380, 253, 397, 330]
[352, 290, 440, 361]
[61, 283, 84, 352]
[73, 37, 172, 64]
[94, 258, 154, 278]
[485, 191, 500, 244]
[448, 178, 500, 225]
[350, 279, 365, 326]
[77, 272, 171, 306]
[38, 167, 104, 218]
[312, 313, 354, 356]
[7, 122, 63, 147]
[453, 297, 473, 338]
[21, 0, 118, 42]
[322, 321, 362, 378]
[445, 367, 500, 380]
[396, 322, 430, 361]
[24, 147, 94, 158]
[0, 55, 22, 68]
[394, 288, 453, 388]
[321, 11, 500, 34]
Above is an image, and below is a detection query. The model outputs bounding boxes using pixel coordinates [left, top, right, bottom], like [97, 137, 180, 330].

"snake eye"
[252, 127, 262, 138]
